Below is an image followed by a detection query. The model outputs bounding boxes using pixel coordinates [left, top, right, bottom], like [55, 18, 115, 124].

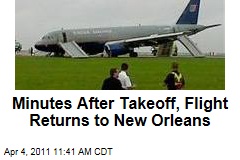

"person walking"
[102, 68, 124, 90]
[118, 63, 134, 90]
[164, 62, 185, 90]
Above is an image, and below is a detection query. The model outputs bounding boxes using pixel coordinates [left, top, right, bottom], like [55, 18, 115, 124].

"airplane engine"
[104, 42, 130, 57]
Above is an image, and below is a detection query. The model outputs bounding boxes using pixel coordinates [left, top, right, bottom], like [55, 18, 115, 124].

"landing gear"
[104, 46, 117, 57]
[57, 51, 65, 57]
[111, 54, 118, 57]
[46, 51, 65, 57]
[129, 52, 138, 57]
[152, 49, 157, 56]
[52, 51, 65, 57]
[106, 52, 118, 57]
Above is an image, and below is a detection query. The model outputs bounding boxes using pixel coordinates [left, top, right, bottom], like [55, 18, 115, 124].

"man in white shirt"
[118, 63, 134, 90]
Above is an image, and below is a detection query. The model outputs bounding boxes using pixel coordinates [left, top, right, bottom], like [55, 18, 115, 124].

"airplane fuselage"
[35, 24, 205, 55]
[34, 0, 221, 57]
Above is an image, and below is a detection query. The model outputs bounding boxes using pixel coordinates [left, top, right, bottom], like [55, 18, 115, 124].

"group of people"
[102, 63, 134, 90]
[101, 61, 185, 90]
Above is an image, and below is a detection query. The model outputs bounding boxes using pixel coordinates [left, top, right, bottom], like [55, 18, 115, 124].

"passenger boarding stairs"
[177, 35, 205, 57]
[59, 41, 88, 58]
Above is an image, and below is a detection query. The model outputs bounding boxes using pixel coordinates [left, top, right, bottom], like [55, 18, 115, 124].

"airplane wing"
[122, 32, 187, 47]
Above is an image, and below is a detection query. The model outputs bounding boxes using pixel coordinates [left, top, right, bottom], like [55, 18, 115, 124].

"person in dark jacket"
[102, 68, 124, 90]
[164, 62, 185, 90]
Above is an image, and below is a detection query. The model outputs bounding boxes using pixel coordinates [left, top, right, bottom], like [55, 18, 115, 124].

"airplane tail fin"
[176, 0, 201, 24]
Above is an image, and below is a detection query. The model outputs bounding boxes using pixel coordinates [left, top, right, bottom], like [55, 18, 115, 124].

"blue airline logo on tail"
[190, 4, 198, 12]
[176, 0, 201, 24]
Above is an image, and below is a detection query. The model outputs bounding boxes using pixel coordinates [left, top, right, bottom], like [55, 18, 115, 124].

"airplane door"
[62, 32, 67, 43]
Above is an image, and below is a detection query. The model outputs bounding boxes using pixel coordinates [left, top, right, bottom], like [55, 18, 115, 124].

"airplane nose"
[34, 41, 45, 51]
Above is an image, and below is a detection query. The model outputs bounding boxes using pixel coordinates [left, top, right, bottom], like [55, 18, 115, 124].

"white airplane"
[34, 0, 220, 58]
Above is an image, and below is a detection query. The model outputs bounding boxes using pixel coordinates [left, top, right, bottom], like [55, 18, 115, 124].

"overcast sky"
[15, 0, 225, 53]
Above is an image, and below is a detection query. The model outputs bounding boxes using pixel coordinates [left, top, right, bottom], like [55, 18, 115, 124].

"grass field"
[15, 56, 225, 90]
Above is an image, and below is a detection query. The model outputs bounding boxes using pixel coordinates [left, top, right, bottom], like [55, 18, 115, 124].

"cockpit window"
[41, 35, 54, 40]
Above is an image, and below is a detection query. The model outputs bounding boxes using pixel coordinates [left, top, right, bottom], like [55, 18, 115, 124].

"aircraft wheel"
[130, 52, 138, 57]
[111, 54, 118, 57]
[152, 50, 157, 56]
[53, 51, 65, 57]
